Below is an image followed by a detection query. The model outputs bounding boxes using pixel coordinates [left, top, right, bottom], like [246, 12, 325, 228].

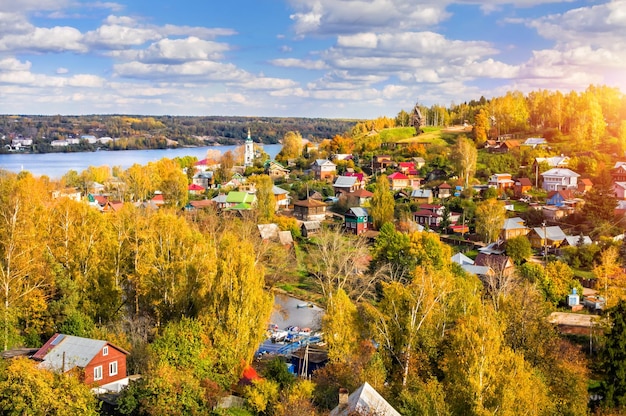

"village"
[1, 91, 626, 415]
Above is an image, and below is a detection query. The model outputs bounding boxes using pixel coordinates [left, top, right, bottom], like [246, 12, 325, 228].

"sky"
[0, 0, 625, 119]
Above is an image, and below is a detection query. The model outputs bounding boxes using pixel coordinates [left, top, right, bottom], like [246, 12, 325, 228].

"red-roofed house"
[388, 172, 410, 190]
[346, 188, 373, 207]
[188, 183, 205, 195]
[398, 162, 415, 174]
[436, 182, 452, 199]
[151, 194, 165, 206]
[578, 178, 593, 193]
[102, 201, 124, 213]
[33, 333, 129, 388]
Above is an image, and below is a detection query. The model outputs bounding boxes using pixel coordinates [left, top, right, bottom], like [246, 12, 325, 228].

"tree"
[472, 108, 490, 144]
[200, 231, 273, 385]
[249, 174, 276, 223]
[594, 246, 626, 309]
[370, 175, 395, 230]
[601, 300, 626, 408]
[322, 288, 360, 362]
[475, 199, 505, 243]
[0, 357, 99, 416]
[370, 223, 413, 282]
[505, 235, 532, 265]
[277, 131, 303, 161]
[451, 136, 477, 189]
[0, 172, 52, 350]
[541, 261, 579, 306]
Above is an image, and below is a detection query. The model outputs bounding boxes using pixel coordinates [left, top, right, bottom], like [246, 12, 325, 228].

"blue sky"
[0, 0, 625, 119]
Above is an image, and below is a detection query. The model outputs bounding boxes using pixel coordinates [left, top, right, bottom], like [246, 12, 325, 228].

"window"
[102, 346, 109, 356]
[109, 361, 118, 376]
[94, 365, 103, 381]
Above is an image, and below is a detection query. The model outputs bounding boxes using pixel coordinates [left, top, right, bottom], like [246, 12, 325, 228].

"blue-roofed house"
[410, 189, 433, 204]
[344, 207, 370, 235]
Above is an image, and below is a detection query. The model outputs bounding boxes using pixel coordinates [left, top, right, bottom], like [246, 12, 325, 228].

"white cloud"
[270, 58, 328, 70]
[110, 37, 229, 63]
[0, 57, 31, 71]
[235, 77, 299, 90]
[113, 60, 250, 82]
[0, 26, 85, 53]
[56, 67, 69, 74]
[84, 24, 161, 49]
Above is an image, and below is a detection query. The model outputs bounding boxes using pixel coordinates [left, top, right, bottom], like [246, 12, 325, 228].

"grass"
[378, 127, 417, 142]
[573, 269, 595, 280]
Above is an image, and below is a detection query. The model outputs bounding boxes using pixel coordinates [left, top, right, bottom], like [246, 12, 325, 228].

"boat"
[297, 302, 314, 308]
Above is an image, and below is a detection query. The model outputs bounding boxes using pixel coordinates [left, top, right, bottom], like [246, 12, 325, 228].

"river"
[0, 144, 282, 179]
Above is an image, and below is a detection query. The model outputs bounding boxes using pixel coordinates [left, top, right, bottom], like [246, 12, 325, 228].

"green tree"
[601, 300, 626, 408]
[505, 235, 532, 265]
[370, 223, 413, 282]
[370, 175, 395, 229]
[475, 199, 505, 243]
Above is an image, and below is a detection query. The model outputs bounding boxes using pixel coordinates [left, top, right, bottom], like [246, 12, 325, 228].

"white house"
[541, 168, 580, 191]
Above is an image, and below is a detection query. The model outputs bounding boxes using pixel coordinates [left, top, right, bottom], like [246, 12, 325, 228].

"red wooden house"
[33, 333, 129, 387]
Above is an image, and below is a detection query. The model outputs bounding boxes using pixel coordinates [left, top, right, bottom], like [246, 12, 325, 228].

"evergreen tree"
[601, 301, 626, 408]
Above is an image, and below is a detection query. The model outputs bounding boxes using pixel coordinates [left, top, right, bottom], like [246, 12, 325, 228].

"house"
[522, 137, 548, 148]
[578, 178, 593, 193]
[491, 140, 520, 153]
[312, 159, 337, 181]
[343, 172, 366, 188]
[514, 178, 532, 197]
[151, 193, 165, 206]
[615, 200, 626, 217]
[330, 382, 400, 416]
[372, 155, 393, 171]
[188, 183, 205, 195]
[278, 230, 294, 247]
[192, 171, 214, 188]
[410, 189, 433, 204]
[225, 191, 256, 210]
[265, 160, 290, 179]
[533, 156, 570, 171]
[413, 157, 425, 169]
[346, 188, 374, 207]
[102, 200, 124, 213]
[412, 204, 460, 229]
[301, 220, 322, 237]
[451, 252, 492, 276]
[563, 235, 593, 247]
[546, 190, 575, 207]
[387, 172, 410, 190]
[258, 223, 280, 241]
[272, 185, 291, 210]
[615, 182, 626, 200]
[500, 217, 530, 240]
[398, 162, 416, 175]
[541, 168, 580, 191]
[344, 207, 370, 235]
[51, 188, 82, 202]
[612, 162, 626, 182]
[474, 253, 515, 277]
[33, 333, 129, 389]
[186, 199, 215, 211]
[293, 199, 327, 221]
[529, 226, 567, 249]
[436, 182, 452, 199]
[194, 158, 219, 172]
[211, 193, 229, 209]
[488, 173, 515, 192]
[451, 252, 475, 266]
[542, 205, 574, 221]
[333, 175, 359, 195]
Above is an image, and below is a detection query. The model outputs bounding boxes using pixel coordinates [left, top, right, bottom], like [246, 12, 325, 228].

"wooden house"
[514, 178, 532, 197]
[500, 217, 529, 240]
[387, 172, 410, 190]
[529, 226, 567, 249]
[343, 207, 370, 235]
[293, 198, 327, 221]
[612, 162, 626, 182]
[312, 159, 336, 181]
[33, 333, 128, 388]
[372, 155, 393, 171]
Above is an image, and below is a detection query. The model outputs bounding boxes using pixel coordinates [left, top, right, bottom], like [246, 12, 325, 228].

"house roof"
[294, 198, 327, 208]
[564, 235, 592, 246]
[258, 223, 280, 240]
[314, 159, 335, 167]
[411, 189, 433, 198]
[580, 178, 593, 186]
[334, 176, 358, 188]
[212, 193, 228, 204]
[614, 182, 626, 190]
[343, 172, 364, 181]
[387, 172, 409, 180]
[613, 162, 626, 169]
[34, 333, 128, 373]
[414, 209, 441, 217]
[451, 252, 474, 266]
[535, 156, 570, 167]
[350, 188, 373, 198]
[272, 185, 289, 195]
[226, 191, 255, 204]
[541, 168, 580, 178]
[188, 184, 205, 191]
[437, 182, 452, 189]
[189, 199, 214, 209]
[329, 382, 400, 416]
[193, 171, 213, 179]
[462, 264, 493, 276]
[474, 253, 513, 270]
[532, 226, 567, 241]
[301, 221, 321, 231]
[547, 189, 575, 200]
[347, 207, 369, 218]
[278, 231, 294, 245]
[516, 177, 532, 186]
[502, 217, 527, 230]
[398, 162, 415, 168]
[524, 137, 547, 146]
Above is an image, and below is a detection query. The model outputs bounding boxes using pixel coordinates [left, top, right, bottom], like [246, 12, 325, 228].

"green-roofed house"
[225, 191, 256, 210]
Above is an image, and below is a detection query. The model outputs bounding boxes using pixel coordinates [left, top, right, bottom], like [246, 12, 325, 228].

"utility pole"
[542, 221, 547, 266]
